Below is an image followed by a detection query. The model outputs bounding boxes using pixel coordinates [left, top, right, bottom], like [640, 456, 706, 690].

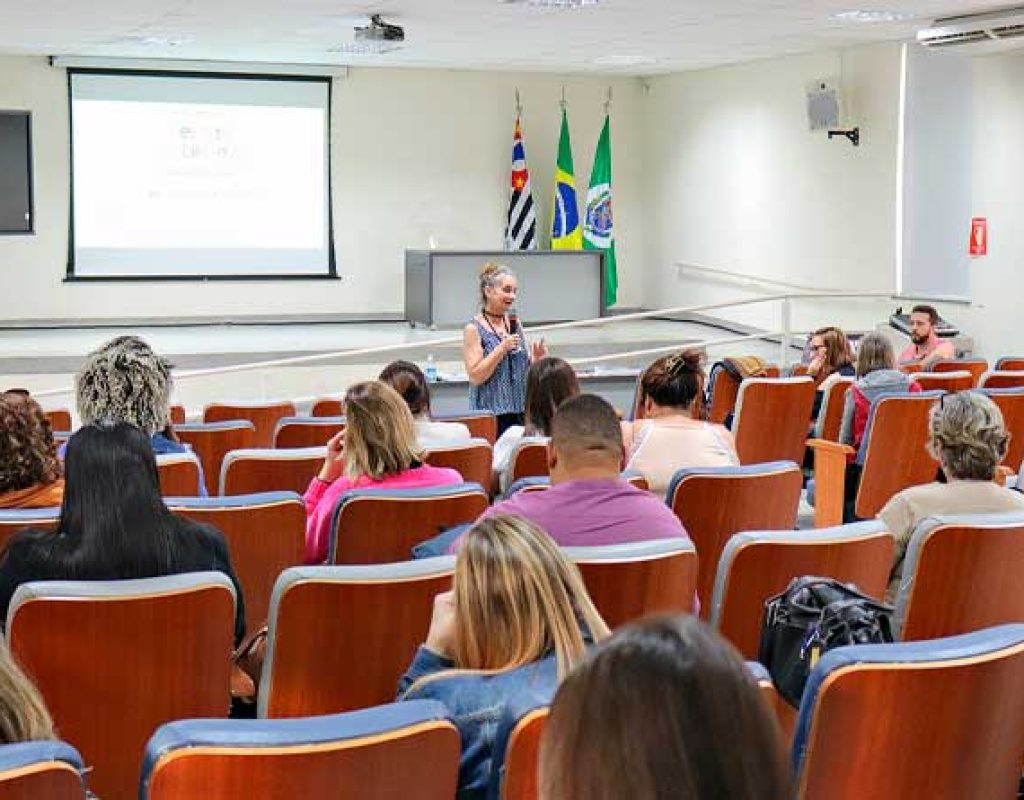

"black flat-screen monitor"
[0, 111, 33, 234]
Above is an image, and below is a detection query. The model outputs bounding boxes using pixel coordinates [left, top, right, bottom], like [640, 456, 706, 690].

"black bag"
[758, 576, 894, 707]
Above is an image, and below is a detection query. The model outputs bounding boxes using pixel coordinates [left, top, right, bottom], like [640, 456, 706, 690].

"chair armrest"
[995, 465, 1014, 487]
[808, 439, 855, 528]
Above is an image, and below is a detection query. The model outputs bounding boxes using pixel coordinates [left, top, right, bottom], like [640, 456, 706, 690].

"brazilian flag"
[550, 108, 582, 250]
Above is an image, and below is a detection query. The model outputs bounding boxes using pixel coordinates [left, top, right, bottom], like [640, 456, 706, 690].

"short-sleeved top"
[468, 319, 530, 416]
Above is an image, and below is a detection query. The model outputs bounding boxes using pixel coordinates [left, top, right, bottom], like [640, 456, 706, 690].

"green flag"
[550, 108, 582, 250]
[584, 114, 616, 307]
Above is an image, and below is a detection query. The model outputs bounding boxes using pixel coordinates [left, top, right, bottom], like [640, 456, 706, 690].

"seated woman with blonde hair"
[303, 381, 463, 563]
[0, 640, 55, 744]
[398, 514, 609, 800]
[0, 390, 64, 509]
[621, 349, 738, 498]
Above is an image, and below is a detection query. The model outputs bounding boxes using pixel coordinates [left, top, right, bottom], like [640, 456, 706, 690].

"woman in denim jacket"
[398, 514, 609, 800]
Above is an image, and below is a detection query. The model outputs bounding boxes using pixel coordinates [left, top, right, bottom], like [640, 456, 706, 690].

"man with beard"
[899, 304, 955, 369]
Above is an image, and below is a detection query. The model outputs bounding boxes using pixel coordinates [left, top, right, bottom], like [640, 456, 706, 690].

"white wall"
[0, 57, 645, 322]
[640, 42, 903, 334]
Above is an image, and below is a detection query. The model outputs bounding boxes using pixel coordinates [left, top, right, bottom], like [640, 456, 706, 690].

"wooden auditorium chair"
[811, 376, 853, 441]
[424, 439, 493, 487]
[329, 484, 488, 564]
[169, 404, 187, 425]
[0, 508, 59, 555]
[732, 377, 816, 465]
[977, 386, 1024, 478]
[43, 409, 72, 433]
[310, 398, 343, 417]
[140, 701, 459, 800]
[893, 512, 1024, 642]
[7, 573, 236, 800]
[508, 440, 551, 484]
[807, 391, 942, 528]
[667, 462, 803, 614]
[709, 522, 895, 658]
[174, 420, 256, 496]
[155, 452, 204, 497]
[706, 363, 781, 424]
[435, 410, 498, 445]
[272, 416, 345, 449]
[167, 492, 306, 632]
[978, 369, 1024, 390]
[911, 370, 974, 393]
[791, 625, 1024, 800]
[491, 701, 549, 800]
[932, 357, 989, 386]
[0, 741, 87, 800]
[203, 401, 297, 448]
[995, 356, 1024, 371]
[502, 471, 649, 498]
[258, 559, 455, 718]
[218, 447, 324, 496]
[563, 539, 699, 629]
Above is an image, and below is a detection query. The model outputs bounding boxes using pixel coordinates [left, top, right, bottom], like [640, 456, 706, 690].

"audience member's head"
[540, 614, 792, 800]
[909, 304, 940, 345]
[855, 332, 897, 378]
[927, 391, 1008, 482]
[59, 422, 179, 573]
[75, 335, 173, 436]
[0, 641, 54, 744]
[479, 262, 517, 312]
[425, 515, 608, 682]
[809, 326, 853, 377]
[640, 349, 705, 415]
[342, 381, 424, 480]
[525, 357, 580, 436]
[548, 394, 624, 483]
[0, 391, 61, 495]
[378, 360, 433, 418]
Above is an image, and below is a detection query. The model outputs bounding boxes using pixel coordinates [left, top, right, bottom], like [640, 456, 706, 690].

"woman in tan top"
[0, 391, 64, 509]
[879, 391, 1024, 599]
[622, 350, 739, 498]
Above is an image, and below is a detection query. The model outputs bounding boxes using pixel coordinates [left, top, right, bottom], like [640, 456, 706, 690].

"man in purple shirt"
[451, 394, 688, 551]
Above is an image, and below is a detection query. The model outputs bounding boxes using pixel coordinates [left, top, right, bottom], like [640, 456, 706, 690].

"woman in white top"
[622, 349, 739, 498]
[492, 357, 580, 492]
[378, 361, 471, 448]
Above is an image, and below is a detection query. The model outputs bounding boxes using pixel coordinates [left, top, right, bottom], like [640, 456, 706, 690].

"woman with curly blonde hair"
[0, 391, 63, 509]
[879, 391, 1024, 598]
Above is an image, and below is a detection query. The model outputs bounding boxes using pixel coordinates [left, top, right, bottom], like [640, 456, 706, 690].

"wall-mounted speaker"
[806, 80, 840, 131]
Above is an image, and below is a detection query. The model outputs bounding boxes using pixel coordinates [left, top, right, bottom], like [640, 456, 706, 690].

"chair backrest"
[707, 367, 740, 424]
[203, 401, 297, 448]
[667, 462, 802, 615]
[0, 508, 59, 556]
[977, 387, 1024, 470]
[898, 362, 923, 374]
[933, 357, 988, 385]
[496, 707, 548, 800]
[330, 484, 489, 564]
[733, 377, 816, 465]
[423, 439, 493, 487]
[272, 416, 345, 449]
[7, 573, 236, 800]
[996, 356, 1024, 371]
[174, 421, 257, 496]
[155, 452, 203, 497]
[167, 492, 306, 631]
[0, 741, 86, 800]
[311, 398, 343, 417]
[141, 701, 460, 800]
[259, 560, 455, 718]
[219, 447, 324, 496]
[894, 512, 1024, 641]
[43, 409, 72, 433]
[854, 392, 943, 519]
[503, 472, 648, 499]
[815, 377, 853, 441]
[169, 404, 186, 425]
[564, 539, 699, 629]
[912, 370, 974, 393]
[792, 625, 1024, 800]
[710, 522, 895, 658]
[509, 441, 550, 483]
[434, 411, 498, 445]
[978, 369, 1024, 390]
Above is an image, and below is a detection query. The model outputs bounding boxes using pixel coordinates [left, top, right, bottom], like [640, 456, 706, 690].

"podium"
[405, 250, 605, 328]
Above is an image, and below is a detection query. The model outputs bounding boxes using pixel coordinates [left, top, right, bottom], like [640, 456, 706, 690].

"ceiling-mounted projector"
[355, 14, 405, 42]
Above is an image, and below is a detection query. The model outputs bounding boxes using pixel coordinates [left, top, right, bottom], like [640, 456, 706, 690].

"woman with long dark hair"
[0, 422, 245, 643]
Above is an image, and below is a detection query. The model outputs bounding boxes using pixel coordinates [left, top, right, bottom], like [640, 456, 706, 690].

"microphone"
[507, 308, 521, 353]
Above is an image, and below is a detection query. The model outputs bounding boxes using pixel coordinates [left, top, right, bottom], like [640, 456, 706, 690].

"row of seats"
[6, 622, 1024, 800]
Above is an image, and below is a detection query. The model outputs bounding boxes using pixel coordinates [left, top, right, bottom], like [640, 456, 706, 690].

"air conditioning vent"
[918, 6, 1024, 52]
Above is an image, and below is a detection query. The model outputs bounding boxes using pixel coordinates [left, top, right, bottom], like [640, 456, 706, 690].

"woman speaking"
[462, 262, 547, 435]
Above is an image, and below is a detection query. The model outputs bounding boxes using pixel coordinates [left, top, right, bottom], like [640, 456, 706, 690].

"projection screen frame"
[64, 67, 337, 282]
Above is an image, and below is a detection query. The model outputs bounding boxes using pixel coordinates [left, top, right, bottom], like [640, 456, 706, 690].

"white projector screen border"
[65, 68, 336, 282]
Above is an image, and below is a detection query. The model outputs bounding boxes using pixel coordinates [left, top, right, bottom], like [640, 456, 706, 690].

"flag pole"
[515, 87, 522, 117]
[560, 85, 566, 110]
[604, 86, 612, 115]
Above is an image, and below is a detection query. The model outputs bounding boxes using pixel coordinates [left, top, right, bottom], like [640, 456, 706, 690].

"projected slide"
[69, 72, 332, 278]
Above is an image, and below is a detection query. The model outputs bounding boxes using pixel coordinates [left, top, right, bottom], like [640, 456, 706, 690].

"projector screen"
[68, 70, 334, 279]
